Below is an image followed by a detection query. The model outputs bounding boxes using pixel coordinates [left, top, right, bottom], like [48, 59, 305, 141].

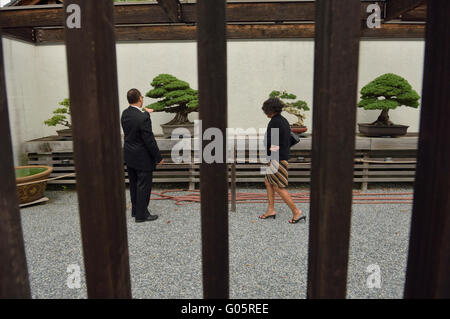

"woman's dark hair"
[262, 97, 285, 115]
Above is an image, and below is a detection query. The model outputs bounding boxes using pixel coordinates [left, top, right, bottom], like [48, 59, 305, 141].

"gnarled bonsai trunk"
[371, 109, 394, 126]
[164, 105, 193, 125]
[293, 115, 306, 127]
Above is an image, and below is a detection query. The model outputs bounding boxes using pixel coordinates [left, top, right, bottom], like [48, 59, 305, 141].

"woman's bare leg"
[274, 186, 302, 220]
[262, 179, 276, 217]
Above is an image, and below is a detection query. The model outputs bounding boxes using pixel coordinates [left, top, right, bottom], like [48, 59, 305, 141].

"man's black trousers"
[127, 165, 153, 220]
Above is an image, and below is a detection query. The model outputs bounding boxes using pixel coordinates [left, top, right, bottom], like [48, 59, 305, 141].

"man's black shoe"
[135, 215, 158, 223]
[133, 209, 150, 218]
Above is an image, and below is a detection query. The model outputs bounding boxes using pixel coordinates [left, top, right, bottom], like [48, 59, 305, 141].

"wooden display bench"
[24, 133, 419, 190]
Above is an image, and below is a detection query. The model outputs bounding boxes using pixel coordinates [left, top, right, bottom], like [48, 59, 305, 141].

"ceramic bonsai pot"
[15, 165, 53, 205]
[161, 123, 195, 138]
[290, 126, 307, 134]
[358, 123, 409, 137]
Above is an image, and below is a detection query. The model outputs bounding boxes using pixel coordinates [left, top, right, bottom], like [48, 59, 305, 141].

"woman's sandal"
[258, 214, 276, 220]
[289, 215, 306, 224]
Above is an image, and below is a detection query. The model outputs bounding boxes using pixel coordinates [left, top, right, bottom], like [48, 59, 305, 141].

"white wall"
[3, 38, 425, 165]
[3, 38, 38, 165]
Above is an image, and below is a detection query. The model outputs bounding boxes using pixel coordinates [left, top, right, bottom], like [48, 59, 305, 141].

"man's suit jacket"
[121, 106, 162, 171]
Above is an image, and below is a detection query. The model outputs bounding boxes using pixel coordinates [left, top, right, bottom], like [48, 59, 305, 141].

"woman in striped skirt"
[259, 98, 306, 224]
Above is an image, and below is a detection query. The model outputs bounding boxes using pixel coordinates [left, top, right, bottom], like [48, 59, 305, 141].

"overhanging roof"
[0, 1, 427, 44]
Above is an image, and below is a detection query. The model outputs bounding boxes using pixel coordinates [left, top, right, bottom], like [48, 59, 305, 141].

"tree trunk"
[371, 109, 393, 126]
[295, 115, 305, 127]
[165, 106, 192, 125]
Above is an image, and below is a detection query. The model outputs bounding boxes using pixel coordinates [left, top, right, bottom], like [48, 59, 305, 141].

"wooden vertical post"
[64, 0, 131, 298]
[361, 154, 369, 191]
[404, 0, 450, 298]
[307, 0, 361, 298]
[0, 28, 31, 299]
[231, 145, 237, 213]
[197, 0, 229, 299]
[189, 164, 195, 190]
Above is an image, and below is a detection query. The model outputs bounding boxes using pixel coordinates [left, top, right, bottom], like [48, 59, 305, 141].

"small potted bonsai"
[145, 74, 198, 137]
[358, 73, 420, 137]
[44, 98, 72, 138]
[269, 90, 310, 134]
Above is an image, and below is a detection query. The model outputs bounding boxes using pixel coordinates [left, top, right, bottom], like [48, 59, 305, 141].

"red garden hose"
[151, 189, 414, 206]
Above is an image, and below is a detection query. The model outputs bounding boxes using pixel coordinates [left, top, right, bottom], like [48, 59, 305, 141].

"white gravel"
[19, 186, 413, 299]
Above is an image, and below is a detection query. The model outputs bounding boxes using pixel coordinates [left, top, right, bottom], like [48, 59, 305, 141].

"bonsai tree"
[145, 74, 198, 125]
[269, 90, 310, 127]
[44, 98, 71, 129]
[358, 73, 420, 126]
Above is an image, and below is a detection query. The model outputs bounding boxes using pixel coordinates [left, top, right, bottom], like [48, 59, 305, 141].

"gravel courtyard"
[19, 186, 413, 299]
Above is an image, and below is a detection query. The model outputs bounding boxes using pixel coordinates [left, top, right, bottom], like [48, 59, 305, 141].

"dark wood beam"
[385, 0, 426, 21]
[64, 0, 131, 298]
[404, 0, 450, 299]
[0, 2, 385, 29]
[401, 2, 427, 21]
[0, 29, 31, 298]
[11, 0, 64, 3]
[34, 23, 425, 43]
[1, 27, 35, 42]
[156, 0, 182, 23]
[197, 0, 229, 299]
[307, 0, 360, 298]
[14, 0, 41, 5]
[0, 6, 61, 28]
[362, 23, 425, 38]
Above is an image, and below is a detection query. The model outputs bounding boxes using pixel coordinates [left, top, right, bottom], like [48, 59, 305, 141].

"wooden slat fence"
[0, 0, 448, 299]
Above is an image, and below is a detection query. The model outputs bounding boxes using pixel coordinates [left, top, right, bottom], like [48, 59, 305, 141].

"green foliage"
[166, 80, 190, 91]
[269, 91, 281, 98]
[148, 101, 166, 112]
[270, 90, 310, 111]
[269, 90, 310, 127]
[147, 87, 167, 98]
[358, 73, 420, 111]
[44, 98, 71, 128]
[145, 74, 198, 124]
[187, 99, 198, 109]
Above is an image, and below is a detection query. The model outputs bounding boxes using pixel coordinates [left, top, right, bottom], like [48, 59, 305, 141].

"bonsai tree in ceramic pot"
[358, 73, 420, 137]
[269, 90, 310, 133]
[145, 74, 198, 137]
[44, 98, 72, 138]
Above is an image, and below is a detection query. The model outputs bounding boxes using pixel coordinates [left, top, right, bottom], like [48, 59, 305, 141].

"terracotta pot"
[15, 165, 53, 205]
[290, 126, 307, 134]
[358, 123, 408, 137]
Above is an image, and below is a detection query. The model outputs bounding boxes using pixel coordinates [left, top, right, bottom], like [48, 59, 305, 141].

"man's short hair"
[127, 88, 142, 104]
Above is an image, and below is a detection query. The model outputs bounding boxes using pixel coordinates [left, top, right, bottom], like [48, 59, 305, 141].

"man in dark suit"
[121, 88, 164, 223]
